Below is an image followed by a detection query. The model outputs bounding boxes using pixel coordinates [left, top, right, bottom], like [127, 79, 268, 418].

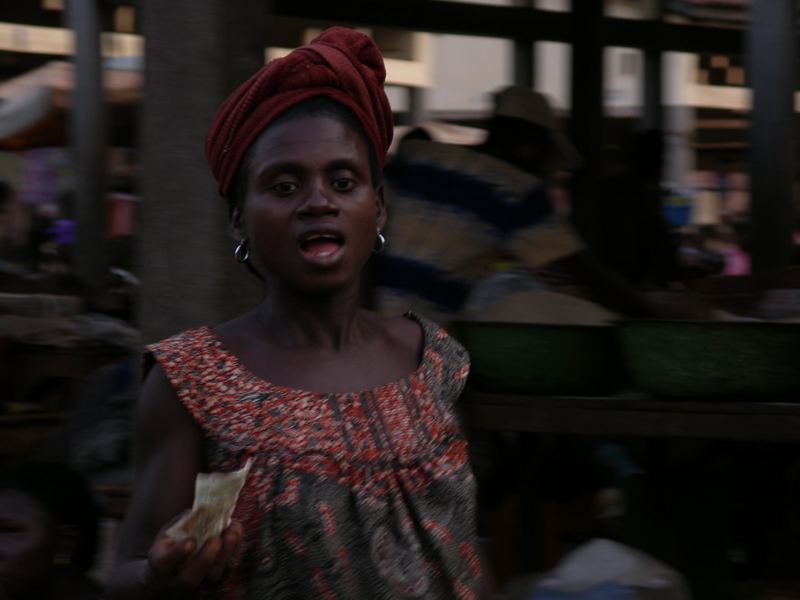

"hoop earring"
[374, 230, 386, 253]
[234, 239, 250, 263]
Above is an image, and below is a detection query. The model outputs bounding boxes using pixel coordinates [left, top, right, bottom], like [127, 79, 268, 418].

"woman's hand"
[147, 520, 244, 590]
[106, 365, 234, 600]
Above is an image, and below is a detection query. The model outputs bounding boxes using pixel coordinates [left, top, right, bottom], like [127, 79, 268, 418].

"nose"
[299, 180, 338, 218]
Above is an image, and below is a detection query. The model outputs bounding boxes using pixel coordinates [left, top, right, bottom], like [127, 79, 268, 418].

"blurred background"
[3, 1, 800, 598]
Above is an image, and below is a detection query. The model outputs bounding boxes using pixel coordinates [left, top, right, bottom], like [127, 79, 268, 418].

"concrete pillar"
[748, 0, 796, 271]
[67, 0, 106, 291]
[663, 106, 695, 190]
[139, 1, 266, 343]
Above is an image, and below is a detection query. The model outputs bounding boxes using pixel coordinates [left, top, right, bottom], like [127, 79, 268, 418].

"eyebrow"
[254, 157, 367, 180]
[326, 158, 367, 175]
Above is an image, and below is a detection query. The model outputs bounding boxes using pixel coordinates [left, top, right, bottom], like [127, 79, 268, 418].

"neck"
[257, 283, 369, 350]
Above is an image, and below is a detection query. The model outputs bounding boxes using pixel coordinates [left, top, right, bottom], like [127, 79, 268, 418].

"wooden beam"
[604, 17, 743, 55]
[0, 0, 747, 56]
[0, 50, 63, 79]
[271, 0, 743, 55]
[0, 2, 120, 31]
[462, 392, 800, 442]
[0, 4, 65, 28]
[271, 0, 571, 42]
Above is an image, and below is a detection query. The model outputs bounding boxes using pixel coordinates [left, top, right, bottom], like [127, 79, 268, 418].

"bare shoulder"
[209, 311, 257, 346]
[135, 363, 205, 490]
[138, 364, 198, 439]
[378, 312, 425, 362]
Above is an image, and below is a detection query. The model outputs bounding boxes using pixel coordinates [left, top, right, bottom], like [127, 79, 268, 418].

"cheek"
[0, 527, 56, 574]
[245, 205, 289, 246]
[350, 204, 380, 252]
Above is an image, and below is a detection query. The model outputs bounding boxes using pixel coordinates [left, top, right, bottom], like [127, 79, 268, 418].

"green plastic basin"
[454, 321, 623, 395]
[619, 320, 800, 399]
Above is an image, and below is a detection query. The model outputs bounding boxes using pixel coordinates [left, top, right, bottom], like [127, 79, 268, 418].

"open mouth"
[299, 233, 345, 258]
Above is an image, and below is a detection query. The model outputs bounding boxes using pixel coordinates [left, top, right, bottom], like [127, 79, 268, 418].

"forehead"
[249, 115, 370, 171]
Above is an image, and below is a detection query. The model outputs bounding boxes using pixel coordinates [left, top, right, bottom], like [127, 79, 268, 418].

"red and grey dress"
[147, 313, 485, 599]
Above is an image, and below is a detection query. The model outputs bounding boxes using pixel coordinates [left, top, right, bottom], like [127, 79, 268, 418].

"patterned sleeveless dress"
[147, 313, 485, 599]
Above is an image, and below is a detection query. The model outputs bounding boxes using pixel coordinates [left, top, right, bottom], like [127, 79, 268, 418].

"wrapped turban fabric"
[205, 27, 393, 199]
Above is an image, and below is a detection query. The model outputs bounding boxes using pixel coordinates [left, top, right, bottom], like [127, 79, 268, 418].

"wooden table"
[462, 390, 800, 442]
[5, 341, 131, 408]
[463, 390, 800, 584]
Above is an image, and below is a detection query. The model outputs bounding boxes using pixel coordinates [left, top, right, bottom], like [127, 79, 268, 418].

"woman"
[0, 462, 102, 600]
[107, 28, 485, 599]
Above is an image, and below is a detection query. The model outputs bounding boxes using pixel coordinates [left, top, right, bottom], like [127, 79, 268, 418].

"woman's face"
[0, 490, 57, 598]
[237, 115, 385, 295]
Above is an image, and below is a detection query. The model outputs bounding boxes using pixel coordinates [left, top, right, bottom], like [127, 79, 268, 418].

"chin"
[287, 274, 361, 297]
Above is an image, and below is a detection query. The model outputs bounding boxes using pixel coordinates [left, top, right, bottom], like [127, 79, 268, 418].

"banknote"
[166, 458, 253, 547]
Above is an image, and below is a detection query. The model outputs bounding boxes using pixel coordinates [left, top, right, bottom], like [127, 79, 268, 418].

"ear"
[375, 185, 387, 231]
[228, 207, 245, 242]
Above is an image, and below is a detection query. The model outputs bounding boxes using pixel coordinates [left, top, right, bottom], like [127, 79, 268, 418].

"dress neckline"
[200, 312, 433, 397]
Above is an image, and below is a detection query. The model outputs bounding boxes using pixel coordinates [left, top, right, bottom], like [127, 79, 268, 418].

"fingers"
[176, 537, 223, 587]
[148, 535, 196, 575]
[147, 520, 243, 589]
[208, 521, 244, 581]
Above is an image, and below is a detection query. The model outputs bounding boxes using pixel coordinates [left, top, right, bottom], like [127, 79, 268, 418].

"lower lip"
[299, 243, 345, 266]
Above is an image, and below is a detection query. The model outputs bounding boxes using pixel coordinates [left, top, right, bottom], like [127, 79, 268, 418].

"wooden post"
[513, 41, 535, 89]
[513, 0, 534, 88]
[748, 0, 796, 271]
[570, 0, 604, 178]
[409, 86, 426, 126]
[66, 0, 106, 291]
[642, 1, 663, 130]
[139, 0, 266, 342]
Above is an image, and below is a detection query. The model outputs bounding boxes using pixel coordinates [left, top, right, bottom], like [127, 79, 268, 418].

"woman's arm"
[105, 365, 241, 599]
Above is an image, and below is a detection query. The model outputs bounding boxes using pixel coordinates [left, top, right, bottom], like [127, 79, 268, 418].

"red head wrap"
[205, 27, 393, 199]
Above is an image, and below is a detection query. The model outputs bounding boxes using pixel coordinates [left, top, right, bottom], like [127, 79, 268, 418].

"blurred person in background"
[677, 225, 726, 280]
[26, 202, 58, 273]
[374, 87, 698, 326]
[583, 129, 681, 287]
[706, 224, 750, 276]
[0, 462, 102, 600]
[0, 181, 32, 267]
[0, 182, 16, 250]
[108, 28, 487, 599]
[375, 89, 713, 581]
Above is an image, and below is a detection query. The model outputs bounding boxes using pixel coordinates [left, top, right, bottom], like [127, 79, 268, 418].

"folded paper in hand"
[166, 458, 253, 547]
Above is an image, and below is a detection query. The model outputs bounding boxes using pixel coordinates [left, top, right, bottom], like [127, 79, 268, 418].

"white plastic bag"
[508, 538, 690, 600]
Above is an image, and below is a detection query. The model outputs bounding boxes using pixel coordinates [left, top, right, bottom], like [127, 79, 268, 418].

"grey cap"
[493, 86, 582, 171]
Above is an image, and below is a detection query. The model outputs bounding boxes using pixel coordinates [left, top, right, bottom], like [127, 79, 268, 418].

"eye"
[332, 178, 356, 193]
[270, 181, 298, 197]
